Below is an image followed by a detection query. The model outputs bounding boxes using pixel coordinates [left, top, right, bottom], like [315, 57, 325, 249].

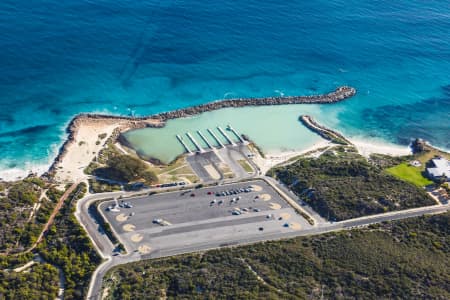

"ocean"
[0, 0, 449, 179]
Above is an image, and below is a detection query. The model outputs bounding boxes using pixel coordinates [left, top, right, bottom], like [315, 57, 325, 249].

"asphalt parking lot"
[99, 180, 312, 255]
[186, 150, 223, 181]
[186, 144, 254, 182]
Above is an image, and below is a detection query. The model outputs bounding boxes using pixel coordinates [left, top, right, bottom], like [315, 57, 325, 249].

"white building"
[427, 157, 450, 181]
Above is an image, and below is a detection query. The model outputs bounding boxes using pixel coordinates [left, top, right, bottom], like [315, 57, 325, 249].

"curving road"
[76, 178, 450, 300]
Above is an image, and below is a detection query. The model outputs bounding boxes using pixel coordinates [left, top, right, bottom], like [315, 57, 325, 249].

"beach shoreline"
[1, 85, 439, 183]
[350, 139, 413, 158]
[43, 86, 356, 182]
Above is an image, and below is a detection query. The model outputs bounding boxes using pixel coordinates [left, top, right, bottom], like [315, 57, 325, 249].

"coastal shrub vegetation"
[88, 178, 122, 193]
[0, 252, 34, 270]
[0, 182, 101, 299]
[268, 148, 434, 221]
[88, 200, 119, 244]
[94, 154, 157, 184]
[97, 142, 121, 164]
[84, 161, 101, 175]
[103, 213, 450, 299]
[39, 182, 102, 300]
[0, 179, 55, 253]
[0, 263, 59, 299]
[368, 153, 409, 168]
[237, 159, 253, 173]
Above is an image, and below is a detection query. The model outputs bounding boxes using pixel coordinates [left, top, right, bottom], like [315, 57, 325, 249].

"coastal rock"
[299, 115, 351, 145]
[46, 86, 356, 180]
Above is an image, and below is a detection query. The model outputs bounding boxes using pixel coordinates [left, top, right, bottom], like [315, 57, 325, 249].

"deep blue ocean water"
[0, 0, 449, 179]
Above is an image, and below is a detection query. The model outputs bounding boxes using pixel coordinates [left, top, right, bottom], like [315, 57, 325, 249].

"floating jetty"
[227, 124, 244, 143]
[207, 129, 225, 148]
[176, 134, 193, 153]
[186, 132, 204, 152]
[217, 126, 236, 146]
[197, 130, 214, 149]
[47, 86, 356, 177]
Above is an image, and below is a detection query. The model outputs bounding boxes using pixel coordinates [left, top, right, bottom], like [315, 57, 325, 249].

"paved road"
[78, 178, 450, 300]
[265, 176, 327, 224]
[186, 151, 223, 181]
[99, 180, 301, 254]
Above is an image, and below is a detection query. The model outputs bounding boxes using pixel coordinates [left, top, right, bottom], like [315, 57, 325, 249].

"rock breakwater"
[157, 86, 356, 120]
[299, 115, 352, 145]
[46, 86, 356, 180]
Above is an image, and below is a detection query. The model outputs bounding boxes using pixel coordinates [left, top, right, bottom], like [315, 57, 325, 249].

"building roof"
[427, 158, 450, 178]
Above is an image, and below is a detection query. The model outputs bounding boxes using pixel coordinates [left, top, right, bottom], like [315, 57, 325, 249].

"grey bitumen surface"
[79, 178, 450, 300]
[265, 176, 328, 223]
[99, 180, 308, 254]
[186, 150, 223, 181]
[185, 144, 255, 182]
[217, 145, 253, 179]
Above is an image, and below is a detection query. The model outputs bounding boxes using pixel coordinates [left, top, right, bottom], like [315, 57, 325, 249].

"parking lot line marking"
[269, 203, 282, 210]
[138, 244, 151, 254]
[123, 224, 136, 232]
[115, 213, 128, 222]
[260, 193, 271, 201]
[131, 234, 143, 242]
[251, 185, 263, 192]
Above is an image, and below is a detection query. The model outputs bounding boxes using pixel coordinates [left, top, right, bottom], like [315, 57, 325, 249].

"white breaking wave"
[223, 92, 236, 99]
[274, 89, 285, 96]
[0, 162, 50, 182]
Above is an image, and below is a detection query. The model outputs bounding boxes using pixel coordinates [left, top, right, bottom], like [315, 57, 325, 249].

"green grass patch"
[270, 151, 435, 221]
[387, 163, 433, 187]
[237, 160, 253, 173]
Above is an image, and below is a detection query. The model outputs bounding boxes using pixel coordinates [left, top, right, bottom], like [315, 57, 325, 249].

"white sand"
[53, 116, 162, 183]
[50, 112, 412, 185]
[252, 137, 413, 174]
[351, 139, 412, 157]
[254, 140, 332, 174]
[54, 121, 118, 182]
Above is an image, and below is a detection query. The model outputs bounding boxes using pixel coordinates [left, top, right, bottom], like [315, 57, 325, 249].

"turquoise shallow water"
[0, 1, 449, 179]
[123, 105, 327, 163]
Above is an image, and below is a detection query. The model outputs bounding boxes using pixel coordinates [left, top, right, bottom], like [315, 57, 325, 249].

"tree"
[95, 154, 157, 184]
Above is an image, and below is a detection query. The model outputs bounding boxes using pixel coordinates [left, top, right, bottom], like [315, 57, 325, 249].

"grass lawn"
[415, 147, 450, 165]
[237, 159, 253, 173]
[387, 163, 433, 187]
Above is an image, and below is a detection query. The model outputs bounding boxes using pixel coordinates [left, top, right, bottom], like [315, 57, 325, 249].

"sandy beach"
[350, 139, 412, 158]
[254, 138, 413, 175]
[54, 121, 118, 182]
[53, 116, 162, 183]
[254, 140, 332, 174]
[5, 106, 420, 184]
[35, 117, 415, 184]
